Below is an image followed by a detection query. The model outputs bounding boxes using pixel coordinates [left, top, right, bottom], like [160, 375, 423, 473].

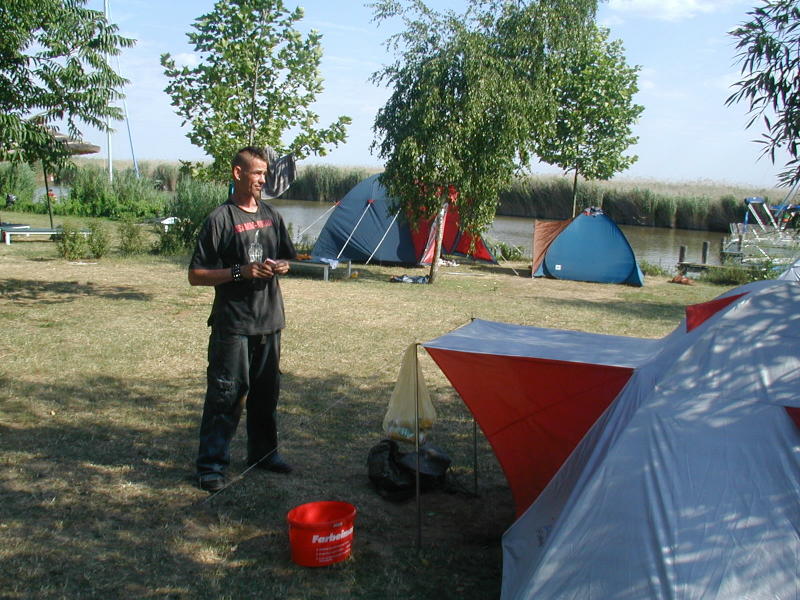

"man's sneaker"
[248, 453, 293, 474]
[199, 474, 225, 492]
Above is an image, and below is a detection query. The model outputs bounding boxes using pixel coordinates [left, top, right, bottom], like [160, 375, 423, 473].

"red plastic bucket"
[287, 501, 357, 567]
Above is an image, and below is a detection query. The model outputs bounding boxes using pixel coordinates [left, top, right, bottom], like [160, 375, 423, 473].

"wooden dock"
[676, 262, 726, 276]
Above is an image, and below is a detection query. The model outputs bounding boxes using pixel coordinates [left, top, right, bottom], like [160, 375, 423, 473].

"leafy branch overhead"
[0, 0, 134, 168]
[727, 0, 800, 187]
[161, 0, 351, 181]
[371, 1, 607, 266]
[535, 24, 643, 216]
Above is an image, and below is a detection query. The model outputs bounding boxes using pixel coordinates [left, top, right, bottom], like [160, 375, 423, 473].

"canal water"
[272, 199, 726, 270]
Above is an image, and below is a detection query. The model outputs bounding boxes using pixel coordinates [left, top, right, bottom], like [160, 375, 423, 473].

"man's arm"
[188, 262, 285, 286]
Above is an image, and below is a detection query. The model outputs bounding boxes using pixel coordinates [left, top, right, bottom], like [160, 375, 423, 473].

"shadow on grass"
[536, 295, 688, 324]
[0, 279, 153, 304]
[461, 262, 528, 278]
[0, 367, 509, 599]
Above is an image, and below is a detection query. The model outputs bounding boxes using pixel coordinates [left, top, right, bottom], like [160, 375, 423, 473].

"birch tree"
[162, 0, 350, 181]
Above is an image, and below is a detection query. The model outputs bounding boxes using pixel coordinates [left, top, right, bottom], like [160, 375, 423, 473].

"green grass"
[0, 214, 734, 599]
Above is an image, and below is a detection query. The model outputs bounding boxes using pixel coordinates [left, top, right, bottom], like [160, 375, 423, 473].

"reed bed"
[9, 159, 785, 232]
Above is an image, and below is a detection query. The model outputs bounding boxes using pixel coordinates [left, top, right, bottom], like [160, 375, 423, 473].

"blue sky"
[79, 0, 789, 187]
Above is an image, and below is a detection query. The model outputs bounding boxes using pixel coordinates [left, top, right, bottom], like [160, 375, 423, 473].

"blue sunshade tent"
[532, 208, 644, 286]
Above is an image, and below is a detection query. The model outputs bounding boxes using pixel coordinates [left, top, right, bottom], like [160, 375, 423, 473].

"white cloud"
[607, 0, 740, 22]
[706, 71, 740, 92]
[637, 66, 658, 91]
[173, 52, 200, 68]
[309, 20, 371, 35]
[598, 14, 625, 28]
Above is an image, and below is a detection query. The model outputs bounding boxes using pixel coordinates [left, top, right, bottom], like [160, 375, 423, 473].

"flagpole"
[104, 0, 113, 183]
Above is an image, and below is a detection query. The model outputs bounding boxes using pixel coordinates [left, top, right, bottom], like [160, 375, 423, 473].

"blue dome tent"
[532, 208, 644, 286]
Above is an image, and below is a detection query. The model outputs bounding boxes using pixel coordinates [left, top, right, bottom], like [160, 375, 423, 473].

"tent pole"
[414, 342, 422, 552]
[296, 201, 338, 240]
[337, 202, 371, 259]
[473, 418, 478, 496]
[469, 316, 478, 495]
[366, 212, 399, 264]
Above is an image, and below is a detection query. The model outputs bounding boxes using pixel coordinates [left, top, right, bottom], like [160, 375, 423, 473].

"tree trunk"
[427, 202, 447, 284]
[571, 169, 579, 218]
[42, 162, 54, 229]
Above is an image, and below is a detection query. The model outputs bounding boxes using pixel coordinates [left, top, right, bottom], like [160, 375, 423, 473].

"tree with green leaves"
[161, 0, 351, 182]
[0, 0, 134, 168]
[727, 0, 800, 187]
[371, 0, 597, 282]
[536, 25, 643, 218]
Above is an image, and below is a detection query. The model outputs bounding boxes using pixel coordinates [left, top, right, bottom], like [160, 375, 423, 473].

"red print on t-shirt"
[234, 219, 273, 233]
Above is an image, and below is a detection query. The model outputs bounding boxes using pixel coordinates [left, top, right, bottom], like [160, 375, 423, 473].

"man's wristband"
[231, 263, 242, 282]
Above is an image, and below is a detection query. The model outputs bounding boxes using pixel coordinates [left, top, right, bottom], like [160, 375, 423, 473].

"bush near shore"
[1, 159, 784, 233]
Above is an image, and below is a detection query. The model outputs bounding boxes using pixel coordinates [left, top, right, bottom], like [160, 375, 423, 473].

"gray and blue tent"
[532, 208, 644, 286]
[312, 174, 495, 265]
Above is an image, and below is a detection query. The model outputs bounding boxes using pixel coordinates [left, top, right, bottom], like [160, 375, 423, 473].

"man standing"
[189, 146, 296, 492]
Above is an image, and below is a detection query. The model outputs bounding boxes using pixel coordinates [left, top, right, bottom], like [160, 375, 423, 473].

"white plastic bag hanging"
[382, 343, 437, 443]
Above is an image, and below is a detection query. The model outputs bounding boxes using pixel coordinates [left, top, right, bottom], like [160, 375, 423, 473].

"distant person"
[189, 146, 297, 493]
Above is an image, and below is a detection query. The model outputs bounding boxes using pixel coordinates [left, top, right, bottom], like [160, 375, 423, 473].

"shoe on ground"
[248, 453, 293, 474]
[199, 474, 225, 492]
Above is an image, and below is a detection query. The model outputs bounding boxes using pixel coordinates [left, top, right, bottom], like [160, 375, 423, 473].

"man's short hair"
[232, 146, 269, 171]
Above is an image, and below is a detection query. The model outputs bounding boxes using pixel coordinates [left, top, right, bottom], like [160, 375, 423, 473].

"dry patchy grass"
[0, 238, 732, 599]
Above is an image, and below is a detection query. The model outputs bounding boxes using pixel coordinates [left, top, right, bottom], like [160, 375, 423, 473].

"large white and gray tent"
[423, 280, 800, 599]
[501, 279, 800, 599]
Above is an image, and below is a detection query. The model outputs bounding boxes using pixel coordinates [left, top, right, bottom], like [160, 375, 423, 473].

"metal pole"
[337, 202, 371, 259]
[104, 0, 113, 183]
[115, 54, 138, 178]
[469, 315, 478, 496]
[414, 343, 422, 551]
[473, 418, 478, 496]
[366, 212, 399, 264]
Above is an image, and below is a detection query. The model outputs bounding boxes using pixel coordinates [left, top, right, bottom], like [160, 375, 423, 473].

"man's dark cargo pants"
[196, 329, 282, 478]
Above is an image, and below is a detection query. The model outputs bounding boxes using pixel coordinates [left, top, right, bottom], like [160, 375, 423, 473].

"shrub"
[63, 166, 116, 217]
[155, 178, 226, 254]
[117, 219, 148, 255]
[53, 163, 78, 186]
[55, 222, 88, 260]
[639, 259, 670, 277]
[0, 162, 37, 210]
[699, 262, 776, 285]
[487, 238, 525, 261]
[58, 166, 166, 219]
[112, 169, 167, 218]
[86, 222, 110, 259]
[152, 163, 180, 191]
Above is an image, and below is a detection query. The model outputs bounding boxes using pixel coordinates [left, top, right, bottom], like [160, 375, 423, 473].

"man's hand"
[243, 261, 274, 279]
[270, 259, 290, 275]
[243, 259, 290, 279]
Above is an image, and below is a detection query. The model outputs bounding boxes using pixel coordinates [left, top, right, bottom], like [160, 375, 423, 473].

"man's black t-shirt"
[190, 200, 296, 335]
